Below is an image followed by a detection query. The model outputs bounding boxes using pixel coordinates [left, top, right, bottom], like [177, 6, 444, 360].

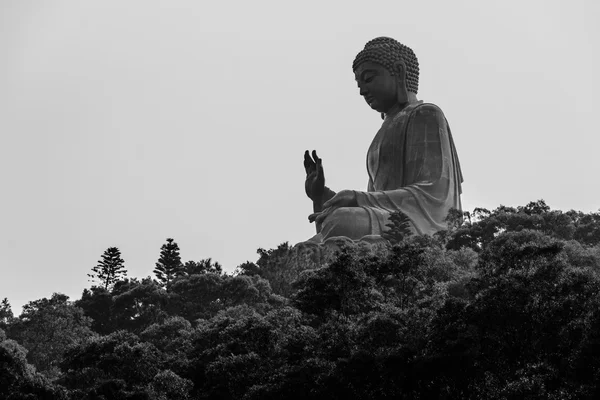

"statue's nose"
[359, 86, 368, 96]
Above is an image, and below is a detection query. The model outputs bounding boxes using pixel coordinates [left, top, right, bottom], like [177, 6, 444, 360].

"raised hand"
[304, 150, 325, 202]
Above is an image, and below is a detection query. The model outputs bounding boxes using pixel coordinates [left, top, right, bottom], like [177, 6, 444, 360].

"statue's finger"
[316, 212, 328, 225]
[312, 150, 324, 181]
[304, 150, 312, 164]
[308, 212, 321, 223]
[312, 150, 320, 164]
[304, 150, 315, 173]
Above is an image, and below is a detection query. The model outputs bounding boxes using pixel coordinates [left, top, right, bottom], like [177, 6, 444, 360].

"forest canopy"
[1, 200, 600, 399]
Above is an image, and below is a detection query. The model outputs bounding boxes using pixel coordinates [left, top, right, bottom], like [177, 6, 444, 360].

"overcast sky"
[1, 0, 598, 314]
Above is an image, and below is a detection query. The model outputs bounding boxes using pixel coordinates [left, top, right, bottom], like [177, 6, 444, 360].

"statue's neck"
[383, 92, 419, 119]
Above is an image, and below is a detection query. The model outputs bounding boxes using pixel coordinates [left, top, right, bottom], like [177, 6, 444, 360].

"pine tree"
[154, 238, 184, 286]
[88, 247, 127, 290]
[0, 297, 13, 328]
[381, 210, 413, 244]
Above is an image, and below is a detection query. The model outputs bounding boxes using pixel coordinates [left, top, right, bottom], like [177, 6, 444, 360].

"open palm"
[304, 150, 325, 201]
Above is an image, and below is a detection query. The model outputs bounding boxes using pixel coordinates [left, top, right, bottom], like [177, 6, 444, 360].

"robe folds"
[315, 101, 463, 243]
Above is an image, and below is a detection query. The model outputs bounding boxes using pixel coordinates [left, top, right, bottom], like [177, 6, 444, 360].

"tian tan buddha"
[302, 37, 463, 246]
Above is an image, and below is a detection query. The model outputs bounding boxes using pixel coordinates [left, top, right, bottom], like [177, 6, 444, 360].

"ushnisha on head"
[353, 37, 420, 114]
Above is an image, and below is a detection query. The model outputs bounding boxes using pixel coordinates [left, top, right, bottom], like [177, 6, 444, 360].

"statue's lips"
[364, 96, 375, 105]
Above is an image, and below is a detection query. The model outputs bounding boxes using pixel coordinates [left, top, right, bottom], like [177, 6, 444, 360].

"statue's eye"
[365, 76, 375, 83]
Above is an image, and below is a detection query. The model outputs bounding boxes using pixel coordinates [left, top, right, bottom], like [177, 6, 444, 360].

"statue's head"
[353, 37, 419, 113]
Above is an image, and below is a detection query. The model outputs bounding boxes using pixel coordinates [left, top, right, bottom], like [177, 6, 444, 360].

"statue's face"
[354, 61, 397, 113]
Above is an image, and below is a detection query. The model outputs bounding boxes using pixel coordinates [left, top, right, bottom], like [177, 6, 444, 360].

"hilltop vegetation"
[2, 200, 600, 399]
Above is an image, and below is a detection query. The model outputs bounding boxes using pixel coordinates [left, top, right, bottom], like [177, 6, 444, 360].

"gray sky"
[1, 0, 598, 313]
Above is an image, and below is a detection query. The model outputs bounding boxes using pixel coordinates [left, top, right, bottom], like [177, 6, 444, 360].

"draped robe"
[313, 101, 463, 243]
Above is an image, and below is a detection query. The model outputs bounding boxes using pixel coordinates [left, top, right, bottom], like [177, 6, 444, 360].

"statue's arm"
[367, 178, 374, 192]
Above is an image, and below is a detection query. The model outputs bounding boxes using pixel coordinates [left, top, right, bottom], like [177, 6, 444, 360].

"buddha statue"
[303, 37, 463, 245]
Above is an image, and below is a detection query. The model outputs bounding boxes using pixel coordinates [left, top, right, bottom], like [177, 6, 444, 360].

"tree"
[148, 369, 193, 400]
[0, 329, 68, 399]
[154, 238, 184, 287]
[189, 306, 282, 399]
[76, 286, 114, 334]
[237, 242, 310, 297]
[60, 330, 163, 398]
[140, 317, 194, 377]
[111, 278, 170, 333]
[0, 297, 13, 329]
[88, 246, 127, 290]
[293, 247, 378, 318]
[168, 273, 279, 322]
[381, 210, 413, 244]
[8, 293, 95, 379]
[184, 258, 222, 275]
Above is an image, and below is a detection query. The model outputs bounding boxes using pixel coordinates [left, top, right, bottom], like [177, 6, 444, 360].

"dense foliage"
[2, 200, 600, 399]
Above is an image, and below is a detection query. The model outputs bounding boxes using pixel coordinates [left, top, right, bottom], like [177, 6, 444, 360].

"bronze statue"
[303, 37, 463, 244]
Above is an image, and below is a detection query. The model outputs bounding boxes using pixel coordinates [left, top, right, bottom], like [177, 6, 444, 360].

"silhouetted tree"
[154, 238, 184, 287]
[0, 329, 69, 399]
[184, 258, 222, 275]
[60, 330, 163, 398]
[88, 247, 127, 290]
[235, 261, 261, 276]
[111, 278, 169, 333]
[8, 293, 94, 379]
[76, 286, 113, 334]
[237, 242, 304, 297]
[0, 297, 13, 329]
[381, 210, 413, 244]
[293, 246, 377, 318]
[443, 199, 600, 251]
[5, 199, 600, 399]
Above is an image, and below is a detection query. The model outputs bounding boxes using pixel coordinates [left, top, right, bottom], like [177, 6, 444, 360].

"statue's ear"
[393, 60, 406, 77]
[393, 60, 409, 103]
[393, 61, 407, 88]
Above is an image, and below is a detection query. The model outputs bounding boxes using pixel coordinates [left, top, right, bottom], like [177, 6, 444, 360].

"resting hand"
[308, 190, 357, 225]
[323, 189, 357, 209]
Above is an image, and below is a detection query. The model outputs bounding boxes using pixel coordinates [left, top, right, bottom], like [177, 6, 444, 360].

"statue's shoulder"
[391, 102, 446, 128]
[410, 102, 446, 117]
[407, 102, 448, 126]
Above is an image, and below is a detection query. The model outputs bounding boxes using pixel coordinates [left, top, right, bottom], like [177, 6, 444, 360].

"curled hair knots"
[352, 37, 420, 94]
